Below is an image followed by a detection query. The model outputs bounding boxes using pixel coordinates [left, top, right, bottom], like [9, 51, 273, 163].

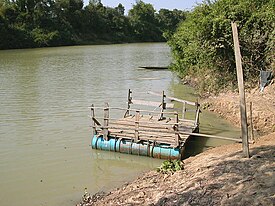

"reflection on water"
[0, 43, 239, 206]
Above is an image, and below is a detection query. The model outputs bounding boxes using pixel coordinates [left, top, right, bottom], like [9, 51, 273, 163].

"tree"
[0, 0, 184, 49]
[168, 0, 275, 93]
[128, 0, 163, 41]
[157, 9, 187, 39]
[115, 3, 124, 16]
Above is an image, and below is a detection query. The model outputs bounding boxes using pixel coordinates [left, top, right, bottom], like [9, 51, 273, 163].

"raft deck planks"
[90, 90, 200, 158]
[97, 114, 197, 147]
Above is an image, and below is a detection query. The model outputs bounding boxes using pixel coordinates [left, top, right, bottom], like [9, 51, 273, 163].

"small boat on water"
[138, 66, 169, 70]
[89, 90, 200, 160]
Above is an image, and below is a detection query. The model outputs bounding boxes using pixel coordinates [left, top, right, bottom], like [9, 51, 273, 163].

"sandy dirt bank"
[202, 83, 275, 136]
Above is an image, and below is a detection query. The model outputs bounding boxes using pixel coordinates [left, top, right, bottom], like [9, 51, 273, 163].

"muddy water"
[0, 43, 240, 206]
[170, 83, 241, 157]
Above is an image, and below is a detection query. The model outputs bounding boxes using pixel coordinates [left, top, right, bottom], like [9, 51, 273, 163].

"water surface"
[0, 43, 240, 205]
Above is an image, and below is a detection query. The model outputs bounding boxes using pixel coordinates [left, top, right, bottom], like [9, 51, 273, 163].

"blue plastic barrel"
[152, 145, 181, 159]
[91, 135, 182, 160]
[91, 135, 116, 151]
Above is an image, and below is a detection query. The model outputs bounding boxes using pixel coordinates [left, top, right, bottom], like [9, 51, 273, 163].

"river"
[0, 43, 240, 206]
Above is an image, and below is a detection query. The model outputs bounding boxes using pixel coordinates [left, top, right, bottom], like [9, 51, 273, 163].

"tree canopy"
[168, 0, 275, 93]
[0, 0, 187, 49]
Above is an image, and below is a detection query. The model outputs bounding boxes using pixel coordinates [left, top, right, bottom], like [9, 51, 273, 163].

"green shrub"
[157, 160, 184, 174]
[168, 0, 275, 93]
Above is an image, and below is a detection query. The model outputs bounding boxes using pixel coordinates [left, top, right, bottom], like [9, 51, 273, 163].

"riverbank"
[202, 83, 275, 136]
[77, 83, 275, 206]
[78, 132, 274, 206]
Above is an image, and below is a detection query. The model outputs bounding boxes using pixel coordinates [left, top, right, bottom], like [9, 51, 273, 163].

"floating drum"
[91, 135, 182, 160]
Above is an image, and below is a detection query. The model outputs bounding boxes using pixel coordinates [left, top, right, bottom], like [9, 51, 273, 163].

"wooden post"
[124, 89, 132, 117]
[174, 113, 179, 147]
[195, 100, 200, 127]
[159, 91, 165, 120]
[103, 103, 109, 141]
[231, 22, 250, 158]
[250, 102, 254, 141]
[91, 104, 96, 137]
[135, 110, 140, 142]
[162, 91, 166, 110]
[182, 102, 186, 119]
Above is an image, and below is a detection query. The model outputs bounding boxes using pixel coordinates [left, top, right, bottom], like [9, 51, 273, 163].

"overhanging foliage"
[168, 0, 275, 93]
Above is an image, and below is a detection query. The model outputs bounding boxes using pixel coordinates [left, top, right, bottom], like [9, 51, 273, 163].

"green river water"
[0, 43, 240, 205]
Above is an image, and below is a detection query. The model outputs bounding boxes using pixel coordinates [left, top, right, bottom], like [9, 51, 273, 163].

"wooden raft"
[90, 90, 200, 148]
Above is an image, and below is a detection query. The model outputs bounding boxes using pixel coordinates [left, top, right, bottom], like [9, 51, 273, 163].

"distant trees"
[168, 0, 275, 93]
[128, 1, 161, 41]
[0, 0, 187, 49]
[157, 9, 186, 39]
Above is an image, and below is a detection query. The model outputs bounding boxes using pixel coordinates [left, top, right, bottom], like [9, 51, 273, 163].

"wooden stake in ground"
[250, 102, 254, 141]
[231, 22, 250, 158]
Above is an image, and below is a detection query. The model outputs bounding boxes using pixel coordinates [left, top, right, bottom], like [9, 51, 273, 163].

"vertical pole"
[174, 113, 179, 147]
[91, 104, 96, 137]
[135, 110, 140, 142]
[231, 22, 250, 158]
[195, 101, 200, 128]
[124, 89, 132, 117]
[162, 91, 166, 110]
[250, 102, 254, 141]
[103, 103, 109, 141]
[182, 102, 186, 119]
[159, 91, 165, 120]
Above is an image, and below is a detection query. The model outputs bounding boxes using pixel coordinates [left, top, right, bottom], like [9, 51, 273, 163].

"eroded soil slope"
[203, 83, 275, 136]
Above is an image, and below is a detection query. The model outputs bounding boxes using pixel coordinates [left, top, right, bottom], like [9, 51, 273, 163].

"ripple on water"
[0, 43, 239, 206]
